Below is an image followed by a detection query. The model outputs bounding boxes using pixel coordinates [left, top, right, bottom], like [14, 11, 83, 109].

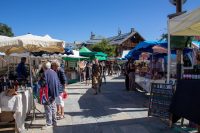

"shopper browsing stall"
[42, 62, 60, 130]
[128, 57, 136, 91]
[85, 62, 92, 86]
[16, 57, 28, 83]
[51, 60, 67, 120]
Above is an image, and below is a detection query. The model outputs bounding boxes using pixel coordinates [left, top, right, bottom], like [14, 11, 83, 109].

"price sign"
[148, 83, 173, 119]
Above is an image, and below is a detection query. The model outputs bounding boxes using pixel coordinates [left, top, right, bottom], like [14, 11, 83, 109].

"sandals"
[57, 115, 65, 120]
[57, 112, 61, 116]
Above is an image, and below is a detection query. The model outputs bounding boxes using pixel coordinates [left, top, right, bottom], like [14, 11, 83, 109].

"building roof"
[85, 35, 105, 45]
[84, 29, 145, 45]
[108, 32, 137, 45]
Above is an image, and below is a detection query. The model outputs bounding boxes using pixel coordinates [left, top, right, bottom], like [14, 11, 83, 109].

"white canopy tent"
[0, 34, 64, 55]
[0, 34, 65, 122]
[169, 7, 200, 36]
[167, 7, 200, 82]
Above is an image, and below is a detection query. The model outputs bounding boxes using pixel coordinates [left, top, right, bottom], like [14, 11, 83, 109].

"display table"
[170, 80, 200, 125]
[0, 88, 33, 132]
[135, 75, 166, 92]
[66, 70, 79, 84]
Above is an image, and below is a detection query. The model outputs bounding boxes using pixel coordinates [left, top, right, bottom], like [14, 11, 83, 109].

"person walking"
[128, 58, 136, 91]
[85, 62, 91, 86]
[101, 61, 106, 84]
[42, 62, 60, 130]
[92, 59, 101, 95]
[51, 60, 67, 120]
[124, 60, 130, 91]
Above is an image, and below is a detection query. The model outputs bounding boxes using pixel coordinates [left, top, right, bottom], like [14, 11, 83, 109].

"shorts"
[55, 95, 64, 107]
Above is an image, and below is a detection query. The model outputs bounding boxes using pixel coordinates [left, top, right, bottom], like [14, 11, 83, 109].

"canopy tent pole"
[167, 19, 171, 83]
[29, 54, 33, 88]
[79, 58, 81, 82]
[7, 56, 9, 79]
[28, 53, 36, 121]
[152, 53, 154, 75]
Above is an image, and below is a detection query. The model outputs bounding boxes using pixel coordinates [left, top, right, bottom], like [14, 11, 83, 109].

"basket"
[0, 111, 14, 122]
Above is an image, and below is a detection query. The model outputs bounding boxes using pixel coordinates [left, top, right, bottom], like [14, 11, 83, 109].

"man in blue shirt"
[16, 57, 28, 82]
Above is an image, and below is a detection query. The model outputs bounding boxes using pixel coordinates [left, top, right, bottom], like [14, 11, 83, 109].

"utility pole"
[176, 0, 182, 13]
[176, 0, 183, 80]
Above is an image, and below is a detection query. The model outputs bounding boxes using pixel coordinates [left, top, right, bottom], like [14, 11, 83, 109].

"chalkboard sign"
[148, 83, 173, 119]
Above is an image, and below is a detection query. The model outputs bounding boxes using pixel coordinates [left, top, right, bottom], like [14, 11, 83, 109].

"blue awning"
[125, 41, 167, 59]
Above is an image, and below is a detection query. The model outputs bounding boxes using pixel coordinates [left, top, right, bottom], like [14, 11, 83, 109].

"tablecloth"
[0, 88, 33, 132]
[135, 75, 166, 92]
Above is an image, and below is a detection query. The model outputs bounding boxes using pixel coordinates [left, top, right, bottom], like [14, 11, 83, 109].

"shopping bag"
[39, 85, 49, 104]
[61, 91, 68, 100]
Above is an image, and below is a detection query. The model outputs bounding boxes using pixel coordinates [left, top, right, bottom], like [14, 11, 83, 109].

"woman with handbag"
[51, 60, 67, 120]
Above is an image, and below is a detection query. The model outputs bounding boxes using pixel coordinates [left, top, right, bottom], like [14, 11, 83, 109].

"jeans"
[44, 100, 57, 125]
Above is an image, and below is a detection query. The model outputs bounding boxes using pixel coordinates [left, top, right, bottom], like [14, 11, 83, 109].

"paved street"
[26, 75, 176, 133]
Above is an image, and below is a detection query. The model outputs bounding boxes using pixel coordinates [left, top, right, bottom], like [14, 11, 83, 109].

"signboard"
[148, 83, 173, 119]
[68, 61, 77, 68]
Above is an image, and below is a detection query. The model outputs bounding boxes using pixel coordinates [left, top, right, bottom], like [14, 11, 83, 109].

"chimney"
[118, 28, 122, 36]
[131, 28, 135, 33]
[90, 32, 95, 40]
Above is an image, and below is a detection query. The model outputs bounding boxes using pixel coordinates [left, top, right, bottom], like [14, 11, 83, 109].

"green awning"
[95, 52, 107, 57]
[62, 56, 89, 61]
[95, 56, 107, 61]
[79, 46, 92, 53]
[79, 46, 107, 60]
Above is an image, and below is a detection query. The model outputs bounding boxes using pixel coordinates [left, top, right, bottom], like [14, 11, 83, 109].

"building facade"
[84, 28, 145, 57]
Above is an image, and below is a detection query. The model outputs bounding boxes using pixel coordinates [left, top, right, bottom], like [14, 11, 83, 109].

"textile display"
[0, 89, 33, 132]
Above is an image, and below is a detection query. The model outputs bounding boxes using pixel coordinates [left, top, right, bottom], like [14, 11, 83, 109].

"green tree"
[90, 39, 116, 57]
[0, 23, 14, 37]
[160, 33, 168, 41]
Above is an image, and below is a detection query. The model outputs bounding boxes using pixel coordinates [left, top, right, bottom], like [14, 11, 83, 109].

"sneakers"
[53, 122, 58, 126]
[41, 125, 53, 130]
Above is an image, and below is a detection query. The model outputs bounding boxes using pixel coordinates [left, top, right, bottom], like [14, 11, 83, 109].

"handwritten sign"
[148, 83, 173, 119]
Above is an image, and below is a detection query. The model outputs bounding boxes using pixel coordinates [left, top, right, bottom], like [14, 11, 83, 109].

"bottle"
[198, 69, 200, 79]
[192, 69, 195, 79]
[195, 68, 198, 79]
[189, 69, 191, 79]
[183, 70, 186, 79]
[185, 69, 188, 79]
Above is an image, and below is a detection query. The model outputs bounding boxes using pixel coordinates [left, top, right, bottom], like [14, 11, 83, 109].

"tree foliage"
[90, 39, 116, 57]
[160, 33, 168, 41]
[0, 23, 14, 37]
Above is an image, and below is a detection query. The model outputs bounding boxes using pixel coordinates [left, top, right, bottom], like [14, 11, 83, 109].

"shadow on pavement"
[52, 117, 175, 133]
[74, 76, 150, 118]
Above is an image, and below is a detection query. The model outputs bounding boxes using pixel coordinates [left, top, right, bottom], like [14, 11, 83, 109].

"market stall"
[126, 41, 169, 92]
[0, 34, 64, 132]
[62, 50, 88, 83]
[167, 7, 200, 131]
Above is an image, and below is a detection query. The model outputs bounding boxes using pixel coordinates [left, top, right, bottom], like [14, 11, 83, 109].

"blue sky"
[0, 0, 200, 42]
